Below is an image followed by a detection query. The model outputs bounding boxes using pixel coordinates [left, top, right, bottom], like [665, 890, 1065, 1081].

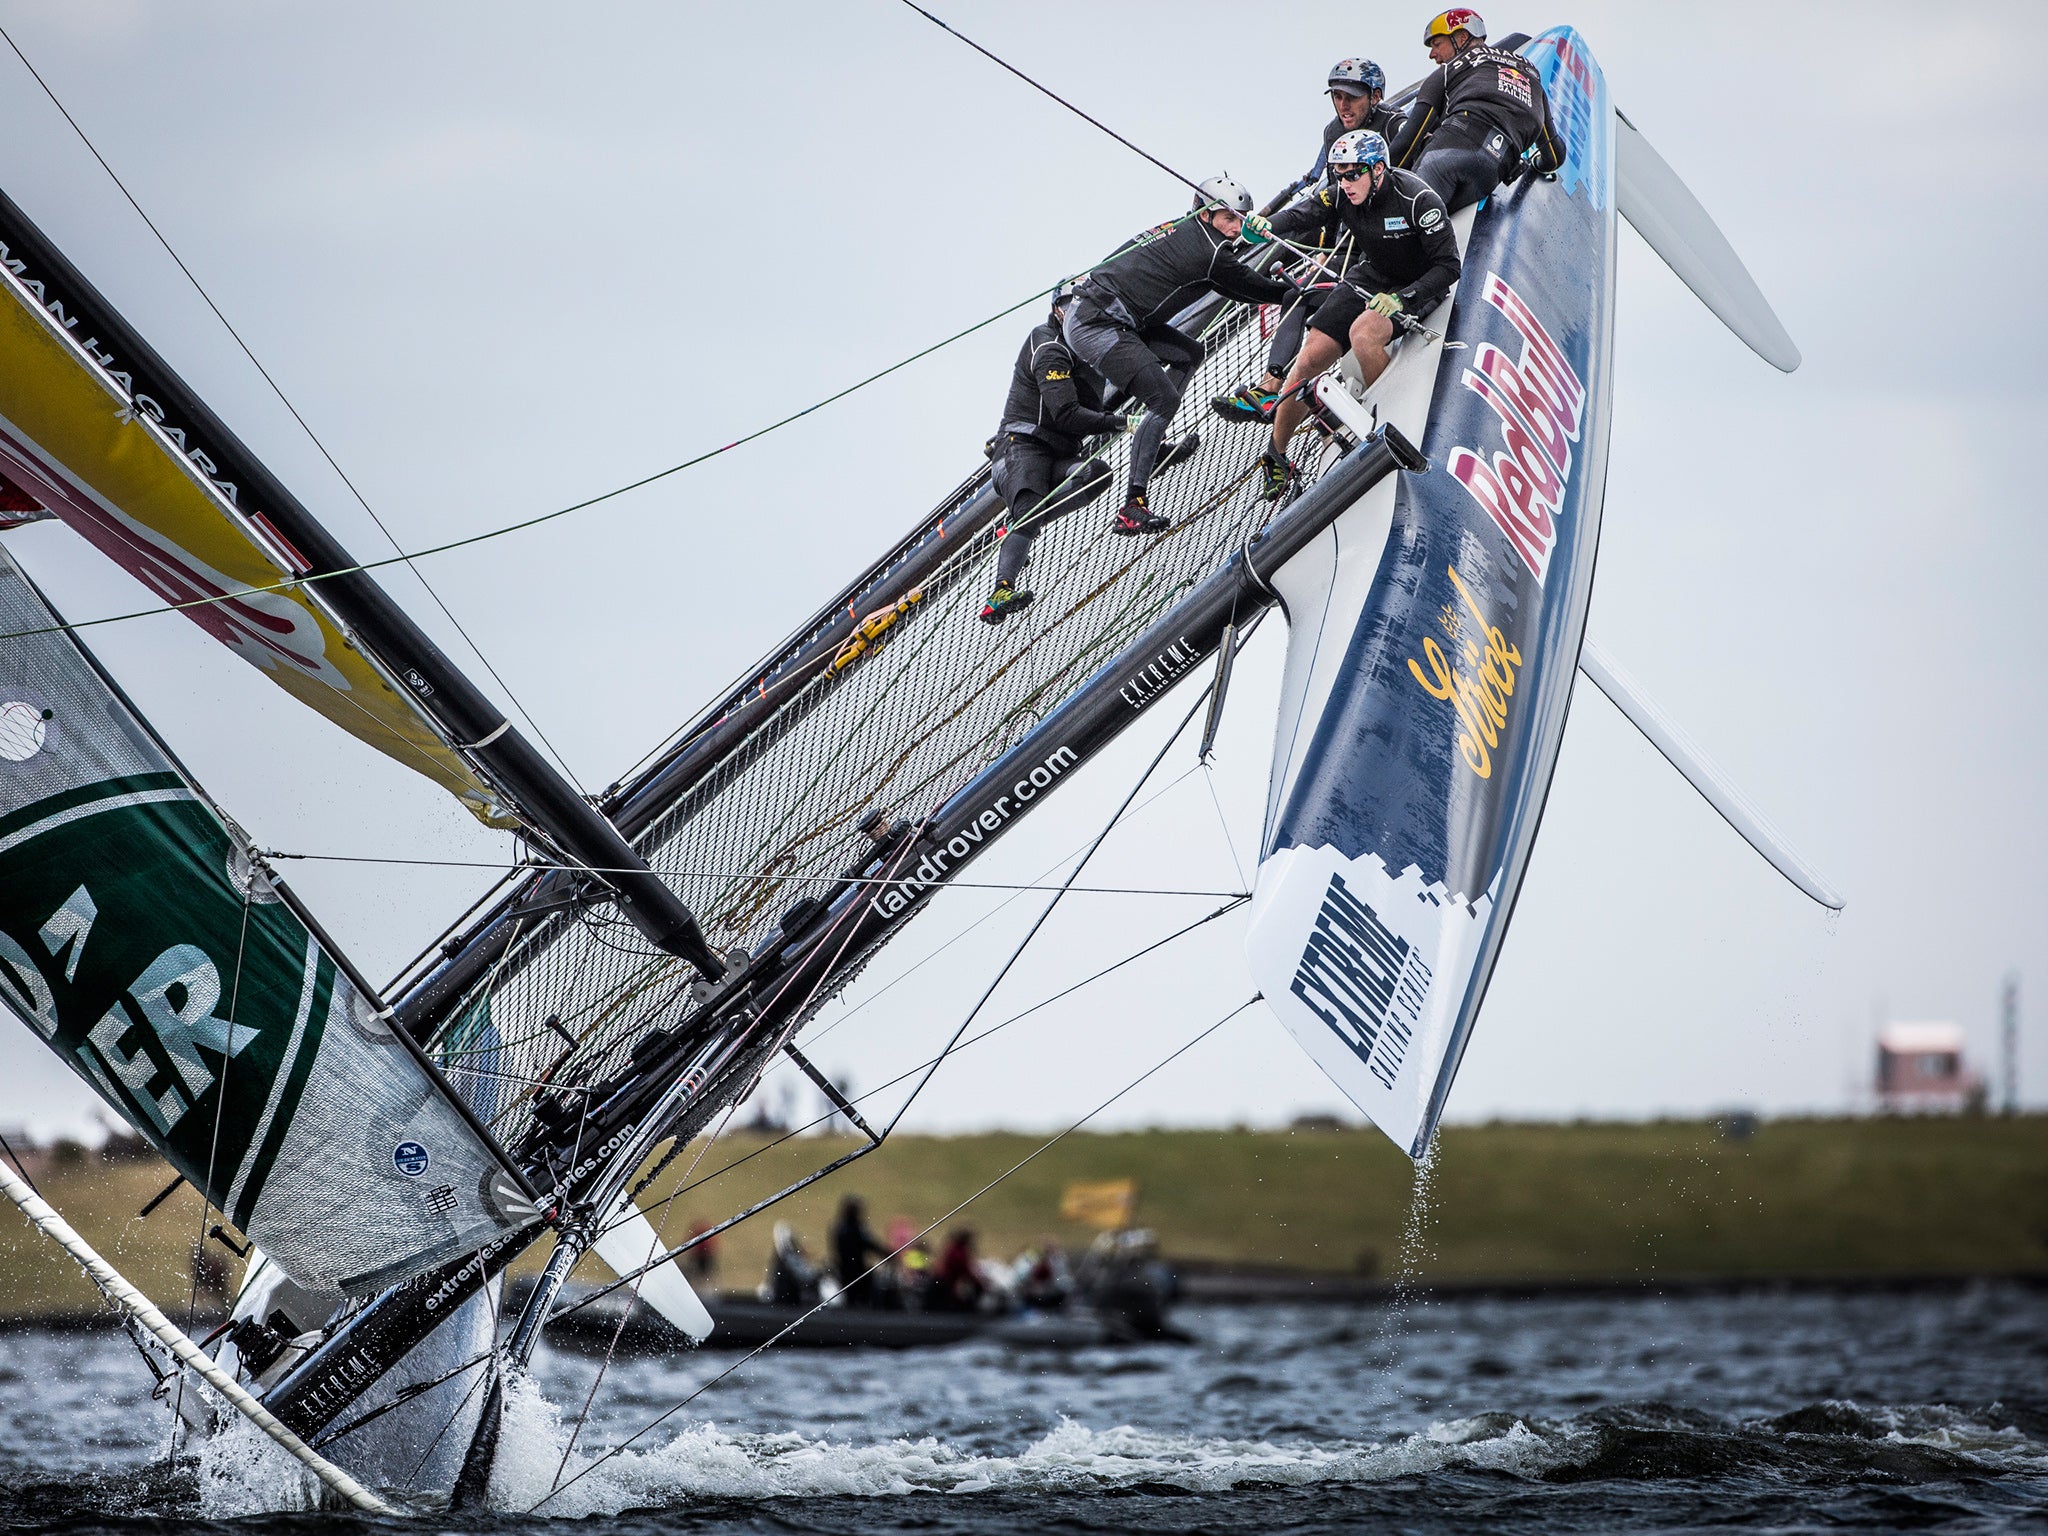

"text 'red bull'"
[1447, 273, 1587, 583]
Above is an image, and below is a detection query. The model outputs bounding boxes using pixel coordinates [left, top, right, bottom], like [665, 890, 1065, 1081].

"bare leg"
[1348, 311, 1397, 390]
[1268, 330, 1343, 457]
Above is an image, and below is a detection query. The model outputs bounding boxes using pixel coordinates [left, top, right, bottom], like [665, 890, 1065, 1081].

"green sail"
[0, 545, 536, 1293]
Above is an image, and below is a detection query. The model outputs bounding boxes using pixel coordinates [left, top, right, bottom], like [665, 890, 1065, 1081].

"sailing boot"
[978, 581, 1035, 625]
[1210, 382, 1277, 424]
[1112, 489, 1170, 536]
[1154, 431, 1202, 479]
[1258, 447, 1298, 503]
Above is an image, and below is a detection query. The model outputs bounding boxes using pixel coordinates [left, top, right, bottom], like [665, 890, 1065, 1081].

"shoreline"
[7, 1265, 2046, 1335]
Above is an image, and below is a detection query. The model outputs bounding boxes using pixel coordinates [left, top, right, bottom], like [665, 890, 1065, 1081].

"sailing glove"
[1241, 212, 1274, 244]
[1367, 291, 1405, 318]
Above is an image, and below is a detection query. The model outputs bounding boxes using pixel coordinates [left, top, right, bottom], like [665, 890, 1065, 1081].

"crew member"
[829, 1194, 889, 1307]
[978, 285, 1127, 625]
[1257, 130, 1460, 499]
[1215, 59, 1405, 424]
[1064, 176, 1295, 534]
[1390, 10, 1562, 213]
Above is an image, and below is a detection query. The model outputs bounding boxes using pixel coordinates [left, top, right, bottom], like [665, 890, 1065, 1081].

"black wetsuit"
[1389, 44, 1563, 212]
[1066, 215, 1293, 496]
[1288, 103, 1410, 200]
[1272, 169, 1461, 346]
[1257, 103, 1413, 378]
[990, 319, 1122, 586]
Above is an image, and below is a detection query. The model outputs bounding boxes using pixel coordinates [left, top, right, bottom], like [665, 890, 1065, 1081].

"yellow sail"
[0, 247, 512, 826]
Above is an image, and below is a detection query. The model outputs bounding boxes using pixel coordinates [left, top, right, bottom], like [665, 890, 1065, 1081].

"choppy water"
[1, 1285, 2043, 1533]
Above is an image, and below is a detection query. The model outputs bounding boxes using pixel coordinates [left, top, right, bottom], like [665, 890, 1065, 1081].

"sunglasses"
[1333, 165, 1375, 183]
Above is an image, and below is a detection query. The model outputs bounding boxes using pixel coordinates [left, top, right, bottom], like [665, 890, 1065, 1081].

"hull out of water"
[1248, 26, 1617, 1159]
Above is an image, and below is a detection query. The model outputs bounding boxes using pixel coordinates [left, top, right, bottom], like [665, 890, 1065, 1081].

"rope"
[527, 991, 1256, 1514]
[0, 1160, 394, 1513]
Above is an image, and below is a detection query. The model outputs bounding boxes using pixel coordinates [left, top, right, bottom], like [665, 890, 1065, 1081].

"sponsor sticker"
[1419, 207, 1445, 230]
[1383, 216, 1410, 231]
[1445, 272, 1588, 583]
[393, 1140, 431, 1178]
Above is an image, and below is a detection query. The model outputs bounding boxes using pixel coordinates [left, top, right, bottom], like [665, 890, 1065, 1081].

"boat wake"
[401, 1377, 2047, 1518]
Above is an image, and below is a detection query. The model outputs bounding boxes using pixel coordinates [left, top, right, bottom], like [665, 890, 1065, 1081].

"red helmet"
[1423, 8, 1486, 44]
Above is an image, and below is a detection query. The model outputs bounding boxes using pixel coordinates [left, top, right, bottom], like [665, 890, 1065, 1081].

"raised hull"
[1248, 27, 1617, 1157]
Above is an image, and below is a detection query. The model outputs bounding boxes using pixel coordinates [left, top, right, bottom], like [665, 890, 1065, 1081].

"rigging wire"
[770, 762, 1205, 1061]
[876, 684, 1216, 1143]
[587, 894, 1247, 1264]
[893, 1, 1213, 205]
[0, 279, 1056, 649]
[255, 847, 1242, 900]
[167, 882, 255, 1456]
[574, 692, 1230, 1283]
[529, 991, 1257, 1514]
[0, 21, 586, 787]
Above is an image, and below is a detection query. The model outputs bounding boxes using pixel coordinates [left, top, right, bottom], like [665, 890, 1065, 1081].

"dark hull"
[544, 1292, 1181, 1354]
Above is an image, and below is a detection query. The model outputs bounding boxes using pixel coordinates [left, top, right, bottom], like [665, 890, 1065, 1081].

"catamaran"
[0, 24, 1835, 1510]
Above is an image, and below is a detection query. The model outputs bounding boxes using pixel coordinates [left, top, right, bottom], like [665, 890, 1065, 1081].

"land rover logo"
[393, 1141, 431, 1178]
[0, 702, 51, 762]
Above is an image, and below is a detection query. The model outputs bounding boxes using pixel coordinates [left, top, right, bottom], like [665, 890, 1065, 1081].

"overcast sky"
[0, 1, 2039, 1145]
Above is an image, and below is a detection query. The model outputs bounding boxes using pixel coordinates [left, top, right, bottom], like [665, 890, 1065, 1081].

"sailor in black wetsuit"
[1214, 59, 1406, 424]
[1064, 175, 1295, 534]
[1391, 10, 1562, 213]
[979, 285, 1127, 624]
[1258, 130, 1460, 499]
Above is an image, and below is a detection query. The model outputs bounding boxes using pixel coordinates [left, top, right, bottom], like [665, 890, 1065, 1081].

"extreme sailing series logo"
[1447, 273, 1587, 583]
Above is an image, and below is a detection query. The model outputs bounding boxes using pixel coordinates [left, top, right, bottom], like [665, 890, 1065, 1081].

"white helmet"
[1193, 174, 1254, 215]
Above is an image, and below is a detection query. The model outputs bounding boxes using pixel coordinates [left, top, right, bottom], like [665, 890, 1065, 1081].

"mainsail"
[0, 543, 538, 1293]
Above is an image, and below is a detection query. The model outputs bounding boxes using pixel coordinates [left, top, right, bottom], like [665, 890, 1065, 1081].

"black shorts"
[1306, 283, 1404, 345]
[990, 434, 1074, 512]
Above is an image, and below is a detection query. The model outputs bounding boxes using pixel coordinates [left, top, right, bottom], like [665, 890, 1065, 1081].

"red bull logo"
[1446, 273, 1587, 584]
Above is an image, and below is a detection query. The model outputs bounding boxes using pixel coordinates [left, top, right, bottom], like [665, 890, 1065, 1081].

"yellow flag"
[1060, 1178, 1136, 1230]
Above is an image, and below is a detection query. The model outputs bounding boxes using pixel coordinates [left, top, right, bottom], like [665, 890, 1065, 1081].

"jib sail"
[0, 543, 538, 1293]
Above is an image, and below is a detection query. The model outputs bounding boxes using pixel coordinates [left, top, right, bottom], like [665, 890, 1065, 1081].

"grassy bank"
[2, 1116, 2044, 1316]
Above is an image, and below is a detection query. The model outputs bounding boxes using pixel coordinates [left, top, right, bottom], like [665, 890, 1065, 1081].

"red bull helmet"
[1327, 130, 1391, 171]
[1327, 58, 1386, 97]
[1423, 8, 1486, 43]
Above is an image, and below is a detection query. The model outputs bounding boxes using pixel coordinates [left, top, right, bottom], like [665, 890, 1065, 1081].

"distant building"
[1876, 1022, 1985, 1113]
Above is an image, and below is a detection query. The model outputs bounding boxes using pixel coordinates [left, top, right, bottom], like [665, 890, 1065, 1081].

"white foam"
[486, 1373, 1565, 1516]
[192, 1411, 325, 1516]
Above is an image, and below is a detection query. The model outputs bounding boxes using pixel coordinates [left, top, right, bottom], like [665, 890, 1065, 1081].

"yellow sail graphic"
[0, 264, 511, 826]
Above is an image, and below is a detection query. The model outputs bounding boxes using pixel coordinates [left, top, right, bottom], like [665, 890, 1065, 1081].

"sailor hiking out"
[1392, 9, 1564, 211]
[980, 283, 1128, 624]
[1249, 129, 1461, 499]
[1217, 56, 1403, 425]
[1063, 176, 1295, 534]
